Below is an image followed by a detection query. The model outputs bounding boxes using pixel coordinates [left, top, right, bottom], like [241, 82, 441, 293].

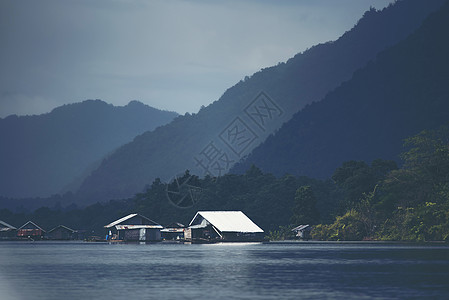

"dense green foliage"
[332, 160, 397, 214]
[1, 127, 447, 242]
[313, 126, 449, 241]
[291, 186, 320, 225]
[0, 165, 338, 236]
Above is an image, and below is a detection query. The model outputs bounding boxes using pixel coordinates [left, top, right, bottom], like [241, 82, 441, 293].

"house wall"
[221, 232, 264, 242]
[144, 229, 161, 241]
[161, 230, 184, 240]
[0, 229, 17, 239]
[17, 229, 43, 237]
[48, 229, 75, 240]
[124, 229, 140, 240]
[189, 226, 219, 240]
[184, 228, 192, 240]
[122, 228, 161, 241]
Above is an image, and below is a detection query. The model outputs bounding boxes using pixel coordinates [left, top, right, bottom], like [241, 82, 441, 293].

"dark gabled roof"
[18, 221, 45, 232]
[104, 213, 161, 228]
[48, 225, 76, 233]
[0, 220, 16, 230]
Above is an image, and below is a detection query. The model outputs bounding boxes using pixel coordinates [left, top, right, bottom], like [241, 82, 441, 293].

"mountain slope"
[0, 100, 177, 198]
[232, 0, 449, 178]
[76, 0, 445, 202]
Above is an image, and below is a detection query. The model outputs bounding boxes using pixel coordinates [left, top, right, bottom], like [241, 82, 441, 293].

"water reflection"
[0, 242, 448, 299]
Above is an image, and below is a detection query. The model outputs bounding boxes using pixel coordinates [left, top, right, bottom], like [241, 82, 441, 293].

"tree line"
[1, 126, 448, 241]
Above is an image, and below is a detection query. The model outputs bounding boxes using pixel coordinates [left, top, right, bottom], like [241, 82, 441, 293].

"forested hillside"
[312, 125, 449, 241]
[0, 100, 177, 198]
[233, 0, 449, 179]
[75, 0, 444, 203]
[1, 126, 447, 242]
[0, 165, 337, 234]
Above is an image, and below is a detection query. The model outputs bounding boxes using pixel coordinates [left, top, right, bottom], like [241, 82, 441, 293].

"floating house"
[104, 213, 163, 242]
[292, 224, 311, 240]
[17, 221, 45, 239]
[0, 220, 16, 240]
[161, 222, 185, 240]
[47, 225, 78, 240]
[185, 211, 264, 242]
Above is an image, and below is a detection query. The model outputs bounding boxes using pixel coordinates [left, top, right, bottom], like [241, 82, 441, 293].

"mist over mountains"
[0, 100, 177, 198]
[74, 0, 445, 203]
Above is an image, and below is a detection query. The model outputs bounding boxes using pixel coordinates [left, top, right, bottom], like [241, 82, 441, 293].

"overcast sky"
[0, 0, 393, 118]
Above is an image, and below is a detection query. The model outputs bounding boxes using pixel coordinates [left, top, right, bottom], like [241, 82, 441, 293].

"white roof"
[189, 211, 264, 233]
[104, 213, 161, 228]
[292, 224, 310, 232]
[0, 220, 16, 230]
[115, 225, 163, 230]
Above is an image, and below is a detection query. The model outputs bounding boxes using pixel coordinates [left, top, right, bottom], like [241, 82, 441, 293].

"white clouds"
[0, 0, 393, 118]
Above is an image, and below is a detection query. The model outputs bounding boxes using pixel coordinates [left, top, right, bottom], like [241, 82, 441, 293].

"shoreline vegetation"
[268, 126, 449, 243]
[1, 126, 448, 243]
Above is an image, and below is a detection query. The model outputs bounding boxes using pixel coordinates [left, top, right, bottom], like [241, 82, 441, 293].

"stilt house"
[185, 211, 264, 242]
[17, 221, 45, 239]
[104, 213, 163, 241]
[47, 225, 78, 240]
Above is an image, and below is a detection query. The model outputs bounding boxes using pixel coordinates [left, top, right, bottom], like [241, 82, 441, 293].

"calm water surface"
[0, 241, 448, 299]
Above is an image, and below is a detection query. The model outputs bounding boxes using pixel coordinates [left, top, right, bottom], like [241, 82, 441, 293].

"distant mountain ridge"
[74, 0, 446, 203]
[232, 0, 449, 178]
[0, 100, 178, 198]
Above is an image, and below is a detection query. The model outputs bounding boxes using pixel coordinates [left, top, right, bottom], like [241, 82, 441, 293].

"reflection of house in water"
[0, 220, 16, 240]
[17, 221, 45, 239]
[292, 224, 311, 240]
[104, 213, 163, 242]
[161, 222, 185, 240]
[185, 211, 264, 242]
[47, 225, 78, 240]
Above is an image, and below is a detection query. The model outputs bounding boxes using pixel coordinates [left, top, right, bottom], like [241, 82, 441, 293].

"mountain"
[232, 0, 449, 178]
[0, 100, 178, 198]
[75, 0, 445, 203]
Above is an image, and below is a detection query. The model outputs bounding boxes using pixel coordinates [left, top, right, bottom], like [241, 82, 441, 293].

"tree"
[291, 186, 320, 225]
[332, 159, 397, 213]
[357, 185, 378, 238]
[381, 126, 449, 208]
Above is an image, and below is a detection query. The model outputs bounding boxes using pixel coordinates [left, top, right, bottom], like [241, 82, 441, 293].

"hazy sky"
[0, 0, 393, 118]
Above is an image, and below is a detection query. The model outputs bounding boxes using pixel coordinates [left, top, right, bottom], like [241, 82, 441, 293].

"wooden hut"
[185, 211, 264, 242]
[104, 213, 163, 242]
[17, 221, 45, 239]
[0, 220, 17, 240]
[47, 225, 78, 240]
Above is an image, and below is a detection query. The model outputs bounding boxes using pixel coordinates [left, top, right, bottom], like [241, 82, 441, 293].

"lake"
[0, 241, 448, 299]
